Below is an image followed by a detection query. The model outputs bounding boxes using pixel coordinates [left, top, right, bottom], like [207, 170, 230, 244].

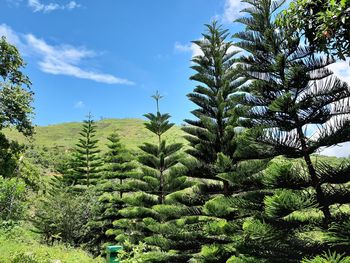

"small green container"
[106, 245, 123, 263]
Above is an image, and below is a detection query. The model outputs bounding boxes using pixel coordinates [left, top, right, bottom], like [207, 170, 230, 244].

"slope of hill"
[4, 118, 186, 151]
[4, 119, 348, 172]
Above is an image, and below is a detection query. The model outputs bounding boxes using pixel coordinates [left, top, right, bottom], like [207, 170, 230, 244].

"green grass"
[0, 223, 103, 263]
[4, 118, 347, 167]
[0, 241, 102, 263]
[4, 118, 186, 151]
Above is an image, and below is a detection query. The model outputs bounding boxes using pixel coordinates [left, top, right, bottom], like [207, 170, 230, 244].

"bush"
[117, 241, 149, 263]
[0, 176, 27, 221]
[32, 188, 97, 247]
[18, 158, 43, 192]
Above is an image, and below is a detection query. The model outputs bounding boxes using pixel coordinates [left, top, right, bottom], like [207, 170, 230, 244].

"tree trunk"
[159, 171, 164, 204]
[297, 126, 331, 225]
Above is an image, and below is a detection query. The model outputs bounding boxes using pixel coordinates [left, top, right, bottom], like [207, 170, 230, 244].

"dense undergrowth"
[0, 222, 102, 263]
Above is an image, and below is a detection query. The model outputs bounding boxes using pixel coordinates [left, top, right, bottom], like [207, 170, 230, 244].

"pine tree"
[84, 132, 137, 255]
[183, 21, 240, 195]
[64, 113, 101, 189]
[116, 92, 189, 261]
[103, 133, 136, 198]
[232, 0, 350, 261]
[172, 21, 246, 261]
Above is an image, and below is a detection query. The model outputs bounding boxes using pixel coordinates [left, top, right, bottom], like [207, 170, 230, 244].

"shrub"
[0, 176, 27, 221]
[32, 188, 97, 247]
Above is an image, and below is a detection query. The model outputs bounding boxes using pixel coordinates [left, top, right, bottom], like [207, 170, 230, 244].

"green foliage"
[3, 4, 350, 263]
[0, 38, 35, 228]
[264, 189, 316, 219]
[0, 36, 33, 136]
[0, 84, 34, 135]
[116, 93, 191, 262]
[176, 20, 246, 262]
[191, 243, 235, 263]
[11, 252, 46, 263]
[117, 241, 172, 263]
[280, 0, 350, 59]
[0, 222, 102, 263]
[233, 0, 350, 261]
[0, 176, 27, 221]
[63, 114, 102, 189]
[262, 159, 310, 189]
[18, 158, 43, 192]
[183, 21, 240, 185]
[0, 36, 30, 87]
[24, 145, 70, 175]
[84, 132, 137, 255]
[0, 133, 23, 178]
[227, 255, 267, 263]
[0, 136, 42, 191]
[302, 251, 350, 263]
[32, 186, 97, 246]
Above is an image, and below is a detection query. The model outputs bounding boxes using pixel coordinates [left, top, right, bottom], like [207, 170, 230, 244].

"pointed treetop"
[152, 90, 163, 112]
[86, 112, 93, 120]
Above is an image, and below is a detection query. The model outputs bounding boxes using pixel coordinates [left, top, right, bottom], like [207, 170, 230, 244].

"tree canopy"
[0, 36, 34, 136]
[280, 0, 350, 60]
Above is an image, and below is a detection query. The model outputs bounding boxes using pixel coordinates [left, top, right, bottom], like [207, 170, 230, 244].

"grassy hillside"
[4, 118, 347, 166]
[4, 118, 186, 151]
[0, 223, 103, 263]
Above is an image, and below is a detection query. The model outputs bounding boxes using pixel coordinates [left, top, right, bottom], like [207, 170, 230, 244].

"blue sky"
[0, 0, 248, 126]
[1, 0, 350, 157]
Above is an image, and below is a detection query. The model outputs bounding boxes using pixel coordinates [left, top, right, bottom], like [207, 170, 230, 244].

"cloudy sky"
[1, 0, 243, 124]
[1, 0, 349, 157]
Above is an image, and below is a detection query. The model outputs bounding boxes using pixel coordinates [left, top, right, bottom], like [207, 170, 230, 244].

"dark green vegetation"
[1, 0, 350, 262]
[230, 0, 350, 261]
[280, 0, 350, 60]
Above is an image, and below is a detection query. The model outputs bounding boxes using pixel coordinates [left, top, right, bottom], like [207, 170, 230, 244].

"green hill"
[4, 119, 347, 172]
[4, 118, 186, 151]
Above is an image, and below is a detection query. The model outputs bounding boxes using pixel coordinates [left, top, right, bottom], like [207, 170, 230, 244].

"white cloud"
[174, 42, 192, 53]
[222, 0, 248, 24]
[174, 42, 203, 58]
[318, 59, 350, 157]
[320, 142, 350, 158]
[308, 122, 350, 158]
[74, 101, 85, 109]
[328, 59, 350, 84]
[0, 24, 21, 46]
[191, 43, 204, 58]
[26, 34, 134, 85]
[66, 1, 80, 10]
[6, 0, 23, 7]
[28, 0, 81, 13]
[0, 24, 134, 85]
[174, 41, 241, 58]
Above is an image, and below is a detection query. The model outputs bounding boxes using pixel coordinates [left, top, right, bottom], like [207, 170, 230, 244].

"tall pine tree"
[115, 92, 189, 261]
[183, 21, 240, 195]
[172, 21, 246, 261]
[232, 0, 350, 261]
